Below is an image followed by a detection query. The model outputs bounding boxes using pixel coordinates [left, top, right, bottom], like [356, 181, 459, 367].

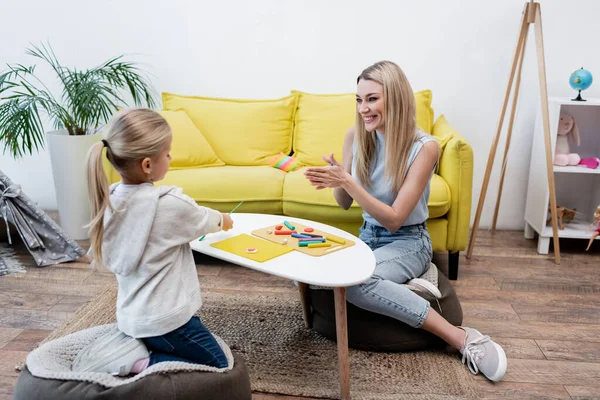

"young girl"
[85, 108, 234, 375]
[304, 61, 507, 382]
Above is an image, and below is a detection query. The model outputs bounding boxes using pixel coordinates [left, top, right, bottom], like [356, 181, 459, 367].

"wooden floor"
[1, 230, 600, 399]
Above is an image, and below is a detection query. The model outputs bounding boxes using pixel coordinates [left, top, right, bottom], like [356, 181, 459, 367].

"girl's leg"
[142, 316, 228, 368]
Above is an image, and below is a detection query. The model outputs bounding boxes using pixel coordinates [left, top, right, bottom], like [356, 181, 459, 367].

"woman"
[304, 61, 506, 382]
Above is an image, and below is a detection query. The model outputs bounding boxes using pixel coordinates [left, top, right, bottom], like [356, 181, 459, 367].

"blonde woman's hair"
[354, 61, 420, 193]
[86, 108, 172, 268]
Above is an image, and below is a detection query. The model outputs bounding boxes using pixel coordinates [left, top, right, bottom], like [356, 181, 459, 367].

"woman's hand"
[221, 213, 234, 231]
[321, 152, 341, 168]
[304, 153, 349, 190]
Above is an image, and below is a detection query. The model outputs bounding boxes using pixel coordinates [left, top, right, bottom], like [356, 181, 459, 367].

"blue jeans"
[346, 221, 433, 328]
[142, 316, 228, 368]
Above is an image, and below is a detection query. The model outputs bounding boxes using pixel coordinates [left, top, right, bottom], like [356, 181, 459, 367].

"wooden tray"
[251, 219, 354, 257]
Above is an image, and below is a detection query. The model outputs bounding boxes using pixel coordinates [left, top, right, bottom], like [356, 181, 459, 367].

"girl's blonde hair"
[354, 61, 420, 193]
[86, 108, 172, 268]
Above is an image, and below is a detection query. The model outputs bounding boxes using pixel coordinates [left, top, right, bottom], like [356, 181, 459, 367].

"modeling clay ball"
[246, 248, 258, 253]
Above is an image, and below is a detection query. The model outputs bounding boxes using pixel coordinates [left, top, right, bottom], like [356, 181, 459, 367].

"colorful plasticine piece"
[275, 225, 283, 230]
[307, 242, 331, 248]
[298, 237, 326, 243]
[275, 230, 294, 235]
[325, 235, 346, 244]
[298, 241, 325, 247]
[302, 233, 323, 238]
[283, 221, 295, 230]
[303, 227, 314, 233]
[291, 233, 312, 239]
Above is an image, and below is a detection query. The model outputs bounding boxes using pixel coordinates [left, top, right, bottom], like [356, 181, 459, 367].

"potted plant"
[0, 42, 155, 239]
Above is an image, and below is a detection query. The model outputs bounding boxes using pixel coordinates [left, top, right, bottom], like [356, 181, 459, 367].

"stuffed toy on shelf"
[554, 113, 581, 166]
[547, 205, 577, 230]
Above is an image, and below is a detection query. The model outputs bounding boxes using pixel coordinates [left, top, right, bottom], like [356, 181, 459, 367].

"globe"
[569, 67, 593, 101]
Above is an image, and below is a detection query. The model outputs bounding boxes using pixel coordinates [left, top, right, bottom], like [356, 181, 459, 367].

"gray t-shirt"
[351, 130, 437, 228]
[100, 182, 222, 338]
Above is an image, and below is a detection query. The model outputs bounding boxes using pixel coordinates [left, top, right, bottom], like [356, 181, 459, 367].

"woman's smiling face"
[356, 79, 385, 133]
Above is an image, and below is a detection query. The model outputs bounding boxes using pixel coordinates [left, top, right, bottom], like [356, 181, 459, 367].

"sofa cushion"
[162, 92, 298, 166]
[160, 166, 285, 214]
[282, 168, 451, 221]
[432, 114, 456, 151]
[158, 110, 224, 169]
[291, 89, 435, 166]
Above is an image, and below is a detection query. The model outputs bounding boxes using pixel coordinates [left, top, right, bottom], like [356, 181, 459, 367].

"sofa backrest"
[162, 92, 298, 166]
[159, 89, 437, 169]
[291, 89, 434, 166]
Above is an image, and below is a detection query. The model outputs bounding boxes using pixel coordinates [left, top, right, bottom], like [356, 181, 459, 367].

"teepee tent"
[0, 169, 85, 267]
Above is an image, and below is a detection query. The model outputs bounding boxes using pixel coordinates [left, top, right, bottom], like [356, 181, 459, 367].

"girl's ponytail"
[86, 141, 113, 269]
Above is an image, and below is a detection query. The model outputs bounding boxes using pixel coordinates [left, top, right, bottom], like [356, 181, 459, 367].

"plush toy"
[269, 152, 301, 172]
[579, 157, 600, 169]
[548, 205, 577, 230]
[554, 113, 581, 166]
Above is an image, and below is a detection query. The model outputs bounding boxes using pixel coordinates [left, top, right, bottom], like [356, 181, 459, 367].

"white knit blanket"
[26, 323, 234, 388]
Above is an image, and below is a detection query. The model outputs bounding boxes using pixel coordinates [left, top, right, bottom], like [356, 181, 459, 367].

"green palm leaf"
[0, 42, 156, 158]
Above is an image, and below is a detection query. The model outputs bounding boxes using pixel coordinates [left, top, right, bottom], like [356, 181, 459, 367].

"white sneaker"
[405, 278, 442, 298]
[406, 278, 443, 313]
[73, 327, 149, 376]
[460, 327, 507, 382]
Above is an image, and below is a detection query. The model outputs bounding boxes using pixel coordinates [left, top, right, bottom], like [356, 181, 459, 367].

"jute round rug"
[31, 285, 478, 400]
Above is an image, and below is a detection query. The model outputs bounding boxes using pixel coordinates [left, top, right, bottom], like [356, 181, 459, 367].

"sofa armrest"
[437, 127, 473, 252]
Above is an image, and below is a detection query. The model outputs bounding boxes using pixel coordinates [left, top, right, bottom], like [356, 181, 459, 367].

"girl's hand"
[304, 153, 348, 190]
[221, 213, 234, 231]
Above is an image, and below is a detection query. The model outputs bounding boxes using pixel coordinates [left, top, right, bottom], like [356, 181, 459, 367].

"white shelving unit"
[524, 96, 600, 254]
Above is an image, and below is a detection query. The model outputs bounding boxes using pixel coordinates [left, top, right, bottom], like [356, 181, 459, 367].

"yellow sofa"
[104, 90, 473, 279]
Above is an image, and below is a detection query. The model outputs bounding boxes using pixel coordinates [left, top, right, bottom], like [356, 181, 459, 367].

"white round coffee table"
[190, 213, 376, 399]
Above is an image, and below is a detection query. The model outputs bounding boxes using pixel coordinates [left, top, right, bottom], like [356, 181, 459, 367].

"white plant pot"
[46, 130, 102, 240]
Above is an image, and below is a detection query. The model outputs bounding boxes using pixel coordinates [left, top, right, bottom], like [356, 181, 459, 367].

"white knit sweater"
[26, 323, 234, 388]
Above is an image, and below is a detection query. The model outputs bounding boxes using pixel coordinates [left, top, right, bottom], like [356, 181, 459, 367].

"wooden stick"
[492, 24, 528, 233]
[333, 287, 350, 400]
[467, 3, 530, 259]
[533, 2, 561, 264]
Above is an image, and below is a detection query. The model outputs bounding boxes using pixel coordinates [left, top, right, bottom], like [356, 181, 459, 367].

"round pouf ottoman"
[309, 263, 463, 352]
[15, 352, 251, 400]
[13, 324, 251, 400]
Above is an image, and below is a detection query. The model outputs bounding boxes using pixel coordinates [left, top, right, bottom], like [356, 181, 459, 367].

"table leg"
[333, 287, 350, 399]
[297, 282, 312, 329]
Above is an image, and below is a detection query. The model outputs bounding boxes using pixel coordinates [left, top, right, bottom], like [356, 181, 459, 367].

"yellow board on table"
[210, 233, 293, 262]
[251, 220, 355, 257]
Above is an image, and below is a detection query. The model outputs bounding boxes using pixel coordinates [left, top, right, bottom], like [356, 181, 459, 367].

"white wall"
[1, 0, 599, 229]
